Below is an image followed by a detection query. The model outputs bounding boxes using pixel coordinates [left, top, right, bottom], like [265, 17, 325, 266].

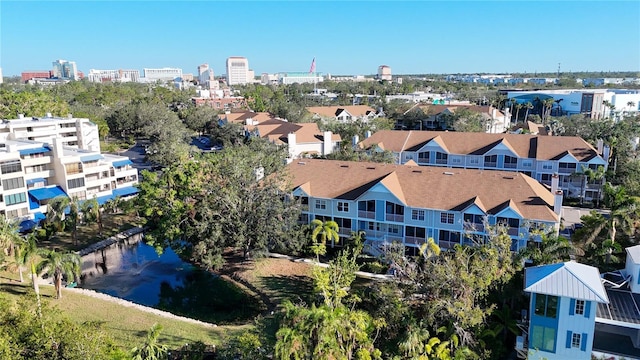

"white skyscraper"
[226, 57, 249, 85]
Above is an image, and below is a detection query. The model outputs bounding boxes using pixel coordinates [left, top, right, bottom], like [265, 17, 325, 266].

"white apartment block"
[226, 57, 249, 85]
[0, 138, 138, 231]
[87, 69, 140, 83]
[0, 114, 100, 152]
[377, 65, 392, 81]
[143, 67, 183, 82]
[360, 130, 609, 202]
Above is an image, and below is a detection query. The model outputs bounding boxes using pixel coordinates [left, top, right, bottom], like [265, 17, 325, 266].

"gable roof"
[360, 130, 601, 162]
[306, 105, 377, 118]
[525, 262, 609, 303]
[286, 159, 558, 222]
[223, 111, 275, 124]
[248, 119, 341, 145]
[627, 245, 640, 264]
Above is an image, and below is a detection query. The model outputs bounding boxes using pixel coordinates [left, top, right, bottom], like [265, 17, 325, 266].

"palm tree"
[82, 197, 103, 235]
[0, 216, 21, 261]
[310, 219, 339, 262]
[514, 103, 523, 123]
[575, 183, 640, 264]
[509, 98, 516, 120]
[524, 102, 534, 121]
[542, 98, 555, 124]
[44, 195, 70, 238]
[36, 249, 81, 299]
[518, 233, 575, 266]
[131, 323, 168, 360]
[66, 196, 81, 246]
[419, 237, 441, 260]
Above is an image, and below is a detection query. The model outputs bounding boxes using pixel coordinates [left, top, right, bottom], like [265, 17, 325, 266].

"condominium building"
[52, 59, 79, 80]
[226, 57, 249, 85]
[142, 67, 183, 82]
[197, 63, 217, 89]
[377, 65, 392, 81]
[87, 69, 140, 83]
[306, 105, 381, 123]
[277, 72, 323, 85]
[0, 138, 138, 231]
[360, 130, 608, 201]
[0, 114, 100, 152]
[287, 159, 560, 254]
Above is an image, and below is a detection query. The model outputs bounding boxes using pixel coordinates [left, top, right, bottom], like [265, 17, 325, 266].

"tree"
[36, 249, 81, 299]
[514, 103, 523, 123]
[523, 102, 534, 122]
[82, 197, 103, 235]
[43, 195, 70, 238]
[310, 219, 339, 262]
[131, 323, 168, 360]
[517, 232, 575, 266]
[184, 105, 218, 134]
[0, 216, 20, 264]
[574, 183, 640, 265]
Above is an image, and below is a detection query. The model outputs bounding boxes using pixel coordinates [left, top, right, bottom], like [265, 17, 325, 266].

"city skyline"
[1, 1, 639, 77]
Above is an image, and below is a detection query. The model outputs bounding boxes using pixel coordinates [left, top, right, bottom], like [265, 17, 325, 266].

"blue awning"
[112, 159, 133, 167]
[29, 195, 40, 210]
[80, 154, 104, 162]
[26, 178, 46, 185]
[28, 186, 68, 201]
[19, 220, 38, 232]
[19, 147, 50, 156]
[112, 186, 138, 197]
[97, 195, 113, 205]
[33, 212, 46, 221]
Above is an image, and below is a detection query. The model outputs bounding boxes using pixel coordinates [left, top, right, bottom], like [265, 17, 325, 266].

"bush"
[362, 261, 388, 274]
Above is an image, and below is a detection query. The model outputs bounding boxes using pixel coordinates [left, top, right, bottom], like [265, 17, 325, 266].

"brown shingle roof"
[306, 105, 377, 118]
[250, 119, 342, 145]
[360, 130, 600, 161]
[287, 159, 558, 222]
[223, 111, 275, 124]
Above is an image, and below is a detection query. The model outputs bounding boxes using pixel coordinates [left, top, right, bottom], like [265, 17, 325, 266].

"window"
[388, 224, 401, 234]
[504, 155, 518, 167]
[406, 226, 426, 239]
[522, 160, 533, 167]
[418, 152, 430, 162]
[542, 163, 553, 170]
[65, 162, 83, 174]
[469, 157, 480, 164]
[358, 200, 375, 212]
[571, 333, 581, 348]
[531, 325, 556, 352]
[0, 160, 22, 175]
[69, 191, 86, 201]
[412, 209, 425, 221]
[2, 177, 24, 191]
[559, 162, 577, 171]
[435, 152, 448, 164]
[5, 192, 27, 206]
[440, 212, 454, 224]
[534, 294, 558, 318]
[574, 299, 585, 315]
[25, 164, 48, 173]
[484, 155, 497, 167]
[315, 199, 327, 210]
[464, 214, 483, 224]
[67, 178, 85, 189]
[497, 217, 519, 228]
[337, 202, 349, 212]
[452, 157, 461, 164]
[386, 202, 404, 215]
[6, 209, 20, 219]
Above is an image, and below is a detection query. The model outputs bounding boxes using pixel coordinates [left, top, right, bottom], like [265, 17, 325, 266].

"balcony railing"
[504, 163, 518, 169]
[358, 210, 375, 219]
[484, 162, 497, 168]
[405, 236, 427, 246]
[338, 227, 352, 236]
[417, 158, 429, 165]
[507, 227, 519, 236]
[435, 159, 448, 165]
[463, 223, 485, 232]
[385, 213, 404, 222]
[438, 240, 461, 250]
[558, 167, 576, 174]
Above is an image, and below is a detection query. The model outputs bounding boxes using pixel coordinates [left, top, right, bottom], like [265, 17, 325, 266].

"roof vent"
[298, 161, 306, 165]
[503, 176, 515, 180]
[340, 165, 349, 168]
[412, 170, 422, 173]
[443, 171, 454, 175]
[366, 166, 376, 170]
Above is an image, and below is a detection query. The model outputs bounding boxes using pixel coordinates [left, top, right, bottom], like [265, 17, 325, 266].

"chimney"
[554, 190, 563, 216]
[287, 132, 297, 158]
[597, 139, 604, 154]
[254, 166, 264, 181]
[551, 173, 559, 194]
[18, 114, 24, 119]
[67, 113, 73, 119]
[603, 146, 611, 164]
[492, 108, 497, 119]
[46, 112, 52, 118]
[323, 131, 333, 155]
[365, 130, 372, 139]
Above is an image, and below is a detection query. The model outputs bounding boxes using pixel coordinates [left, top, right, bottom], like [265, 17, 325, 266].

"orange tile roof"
[306, 105, 377, 118]
[360, 130, 600, 161]
[223, 111, 275, 124]
[250, 119, 342, 144]
[286, 159, 558, 222]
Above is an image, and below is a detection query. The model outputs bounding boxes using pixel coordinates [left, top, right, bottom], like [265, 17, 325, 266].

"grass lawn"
[0, 274, 246, 351]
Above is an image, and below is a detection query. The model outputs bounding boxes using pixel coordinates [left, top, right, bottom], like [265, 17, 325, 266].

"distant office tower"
[226, 57, 249, 85]
[21, 71, 53, 83]
[0, 68, 3, 84]
[378, 65, 392, 81]
[143, 67, 183, 82]
[87, 69, 140, 83]
[197, 63, 216, 89]
[52, 59, 79, 80]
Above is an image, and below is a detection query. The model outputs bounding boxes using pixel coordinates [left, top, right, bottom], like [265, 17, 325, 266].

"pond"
[79, 235, 260, 324]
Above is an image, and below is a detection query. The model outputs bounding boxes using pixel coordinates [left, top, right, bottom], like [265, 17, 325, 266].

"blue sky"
[1, 1, 639, 77]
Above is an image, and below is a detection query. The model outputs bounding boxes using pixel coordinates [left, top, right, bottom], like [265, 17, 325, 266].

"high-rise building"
[197, 63, 217, 89]
[52, 59, 79, 80]
[87, 69, 140, 83]
[0, 68, 3, 84]
[226, 57, 249, 85]
[377, 65, 392, 81]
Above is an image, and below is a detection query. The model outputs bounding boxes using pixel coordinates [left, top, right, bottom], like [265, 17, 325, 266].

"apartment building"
[87, 69, 141, 83]
[287, 159, 560, 254]
[52, 59, 79, 80]
[0, 114, 100, 152]
[142, 67, 183, 82]
[245, 119, 340, 160]
[360, 131, 608, 201]
[0, 138, 138, 231]
[306, 105, 380, 123]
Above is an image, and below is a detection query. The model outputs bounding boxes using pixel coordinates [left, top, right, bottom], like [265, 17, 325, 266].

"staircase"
[515, 310, 529, 359]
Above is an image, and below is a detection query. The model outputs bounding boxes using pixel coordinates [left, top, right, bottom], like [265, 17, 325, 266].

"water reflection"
[79, 235, 259, 323]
